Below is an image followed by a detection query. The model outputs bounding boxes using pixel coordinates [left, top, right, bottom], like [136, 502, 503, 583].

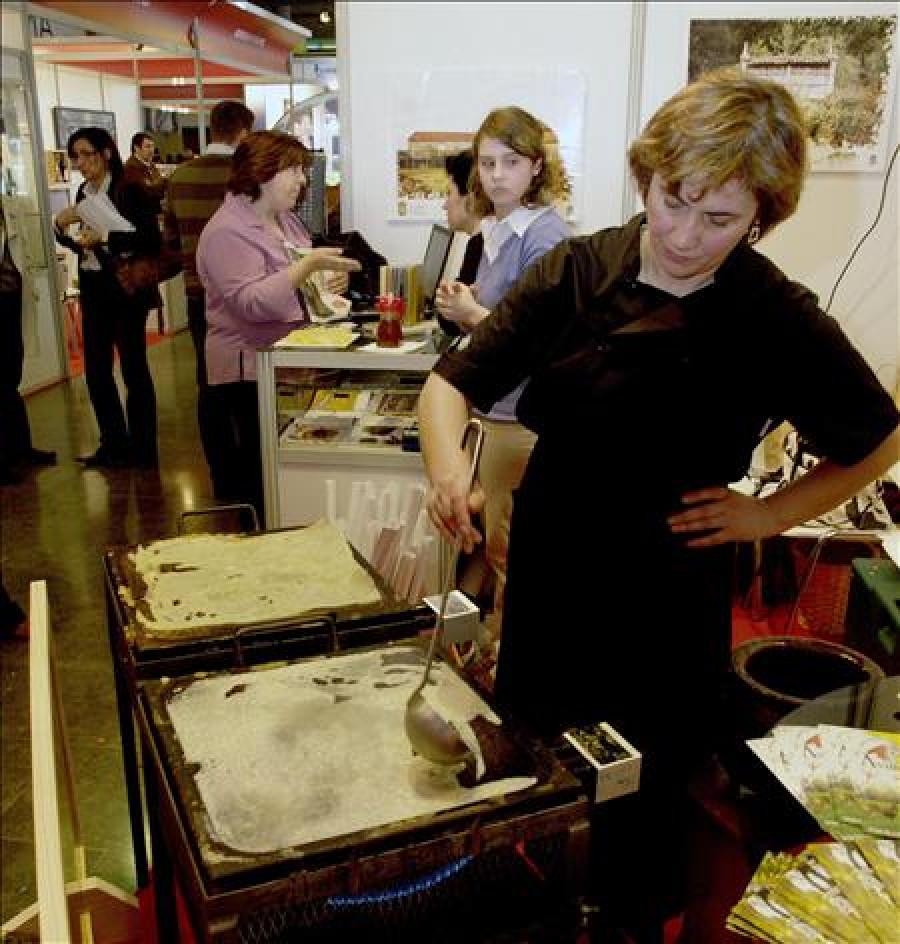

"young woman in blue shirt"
[434, 106, 571, 660]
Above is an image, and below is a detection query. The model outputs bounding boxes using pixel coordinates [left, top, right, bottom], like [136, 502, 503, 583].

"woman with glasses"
[53, 126, 161, 467]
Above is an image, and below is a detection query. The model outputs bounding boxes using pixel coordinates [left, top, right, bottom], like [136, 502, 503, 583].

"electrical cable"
[824, 141, 899, 314]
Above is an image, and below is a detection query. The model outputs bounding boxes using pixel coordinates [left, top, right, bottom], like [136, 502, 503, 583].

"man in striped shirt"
[162, 100, 254, 501]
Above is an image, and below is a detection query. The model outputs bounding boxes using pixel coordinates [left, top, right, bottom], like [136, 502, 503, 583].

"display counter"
[257, 339, 442, 598]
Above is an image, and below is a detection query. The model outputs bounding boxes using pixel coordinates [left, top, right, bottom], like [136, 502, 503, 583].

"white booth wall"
[339, 1, 633, 257]
[339, 0, 898, 395]
[34, 61, 142, 166]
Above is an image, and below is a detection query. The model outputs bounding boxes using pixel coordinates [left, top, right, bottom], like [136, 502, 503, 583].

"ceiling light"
[319, 10, 331, 24]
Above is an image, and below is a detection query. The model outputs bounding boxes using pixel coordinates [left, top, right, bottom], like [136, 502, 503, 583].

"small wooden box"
[563, 721, 642, 803]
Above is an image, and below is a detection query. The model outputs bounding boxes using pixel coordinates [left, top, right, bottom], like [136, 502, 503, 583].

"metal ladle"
[405, 418, 485, 766]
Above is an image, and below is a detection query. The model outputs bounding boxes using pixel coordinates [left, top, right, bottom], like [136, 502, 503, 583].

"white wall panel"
[1, 6, 25, 49]
[53, 64, 104, 115]
[33, 60, 58, 150]
[340, 1, 634, 265]
[103, 75, 142, 155]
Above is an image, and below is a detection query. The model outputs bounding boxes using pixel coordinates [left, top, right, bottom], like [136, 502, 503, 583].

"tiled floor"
[1, 329, 216, 925]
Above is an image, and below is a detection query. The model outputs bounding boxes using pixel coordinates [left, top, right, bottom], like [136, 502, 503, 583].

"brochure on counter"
[727, 838, 900, 943]
[746, 724, 900, 841]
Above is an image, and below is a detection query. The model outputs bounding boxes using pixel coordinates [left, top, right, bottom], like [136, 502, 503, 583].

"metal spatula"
[404, 418, 484, 765]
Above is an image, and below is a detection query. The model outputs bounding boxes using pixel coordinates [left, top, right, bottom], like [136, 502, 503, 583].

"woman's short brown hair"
[627, 68, 808, 236]
[228, 130, 310, 200]
[470, 106, 571, 217]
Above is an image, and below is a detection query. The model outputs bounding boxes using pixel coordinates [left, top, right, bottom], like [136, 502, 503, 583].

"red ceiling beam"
[28, 1, 304, 77]
[139, 59, 250, 80]
[141, 83, 245, 101]
[43, 59, 251, 80]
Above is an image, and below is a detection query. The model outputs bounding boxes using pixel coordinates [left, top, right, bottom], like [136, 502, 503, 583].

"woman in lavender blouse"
[197, 131, 359, 521]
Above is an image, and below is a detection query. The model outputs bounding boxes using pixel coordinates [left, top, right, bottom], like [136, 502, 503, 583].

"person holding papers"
[53, 127, 162, 468]
[196, 131, 359, 522]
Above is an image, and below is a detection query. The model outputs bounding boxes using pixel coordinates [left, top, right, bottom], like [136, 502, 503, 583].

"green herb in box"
[562, 721, 641, 803]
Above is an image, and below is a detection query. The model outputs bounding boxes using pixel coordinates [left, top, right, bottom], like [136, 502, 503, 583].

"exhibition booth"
[2, 0, 309, 390]
[1, 2, 898, 943]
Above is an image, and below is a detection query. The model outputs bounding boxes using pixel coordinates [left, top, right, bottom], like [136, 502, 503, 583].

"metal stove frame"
[135, 640, 591, 943]
[103, 535, 437, 890]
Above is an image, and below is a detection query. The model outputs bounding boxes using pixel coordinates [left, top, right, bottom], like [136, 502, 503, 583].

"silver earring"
[747, 221, 760, 245]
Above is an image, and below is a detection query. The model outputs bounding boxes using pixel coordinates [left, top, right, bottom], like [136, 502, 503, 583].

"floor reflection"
[1, 329, 214, 923]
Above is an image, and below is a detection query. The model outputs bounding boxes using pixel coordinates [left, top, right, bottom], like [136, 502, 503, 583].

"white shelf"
[266, 346, 437, 371]
[278, 444, 422, 465]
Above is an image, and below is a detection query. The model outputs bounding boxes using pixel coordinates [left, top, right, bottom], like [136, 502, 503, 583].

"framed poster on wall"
[53, 106, 117, 150]
[688, 15, 898, 172]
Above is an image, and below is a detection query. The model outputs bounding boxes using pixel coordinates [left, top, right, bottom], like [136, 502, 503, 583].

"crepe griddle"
[108, 525, 432, 655]
[141, 638, 582, 886]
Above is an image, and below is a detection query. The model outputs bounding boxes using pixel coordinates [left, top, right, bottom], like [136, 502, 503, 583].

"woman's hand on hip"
[667, 486, 783, 547]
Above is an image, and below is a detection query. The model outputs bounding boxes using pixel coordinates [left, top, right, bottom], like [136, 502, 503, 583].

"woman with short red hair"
[197, 130, 358, 520]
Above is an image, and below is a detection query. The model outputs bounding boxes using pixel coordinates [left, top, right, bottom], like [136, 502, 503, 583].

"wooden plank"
[3, 582, 142, 944]
[0, 878, 142, 944]
[28, 579, 70, 944]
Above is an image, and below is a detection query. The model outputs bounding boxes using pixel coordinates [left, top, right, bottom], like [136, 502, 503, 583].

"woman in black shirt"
[418, 69, 899, 942]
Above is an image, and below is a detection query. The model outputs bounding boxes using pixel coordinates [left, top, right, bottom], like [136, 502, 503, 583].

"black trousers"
[0, 285, 32, 469]
[0, 578, 26, 634]
[206, 380, 264, 525]
[187, 295, 240, 500]
[79, 268, 157, 462]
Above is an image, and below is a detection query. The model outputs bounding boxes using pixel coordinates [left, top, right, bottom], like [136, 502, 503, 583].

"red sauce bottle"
[376, 295, 403, 348]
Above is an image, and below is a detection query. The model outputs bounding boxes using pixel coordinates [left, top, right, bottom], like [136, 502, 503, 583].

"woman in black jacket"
[54, 127, 161, 467]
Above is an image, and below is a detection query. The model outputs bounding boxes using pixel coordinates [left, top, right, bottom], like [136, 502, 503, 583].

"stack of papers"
[747, 725, 900, 840]
[76, 192, 135, 236]
[276, 325, 358, 349]
[727, 839, 900, 943]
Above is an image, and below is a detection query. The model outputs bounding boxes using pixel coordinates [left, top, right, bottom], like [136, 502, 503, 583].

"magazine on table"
[727, 839, 899, 943]
[282, 415, 356, 446]
[371, 390, 419, 417]
[747, 724, 900, 840]
[351, 414, 415, 447]
[306, 388, 372, 417]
